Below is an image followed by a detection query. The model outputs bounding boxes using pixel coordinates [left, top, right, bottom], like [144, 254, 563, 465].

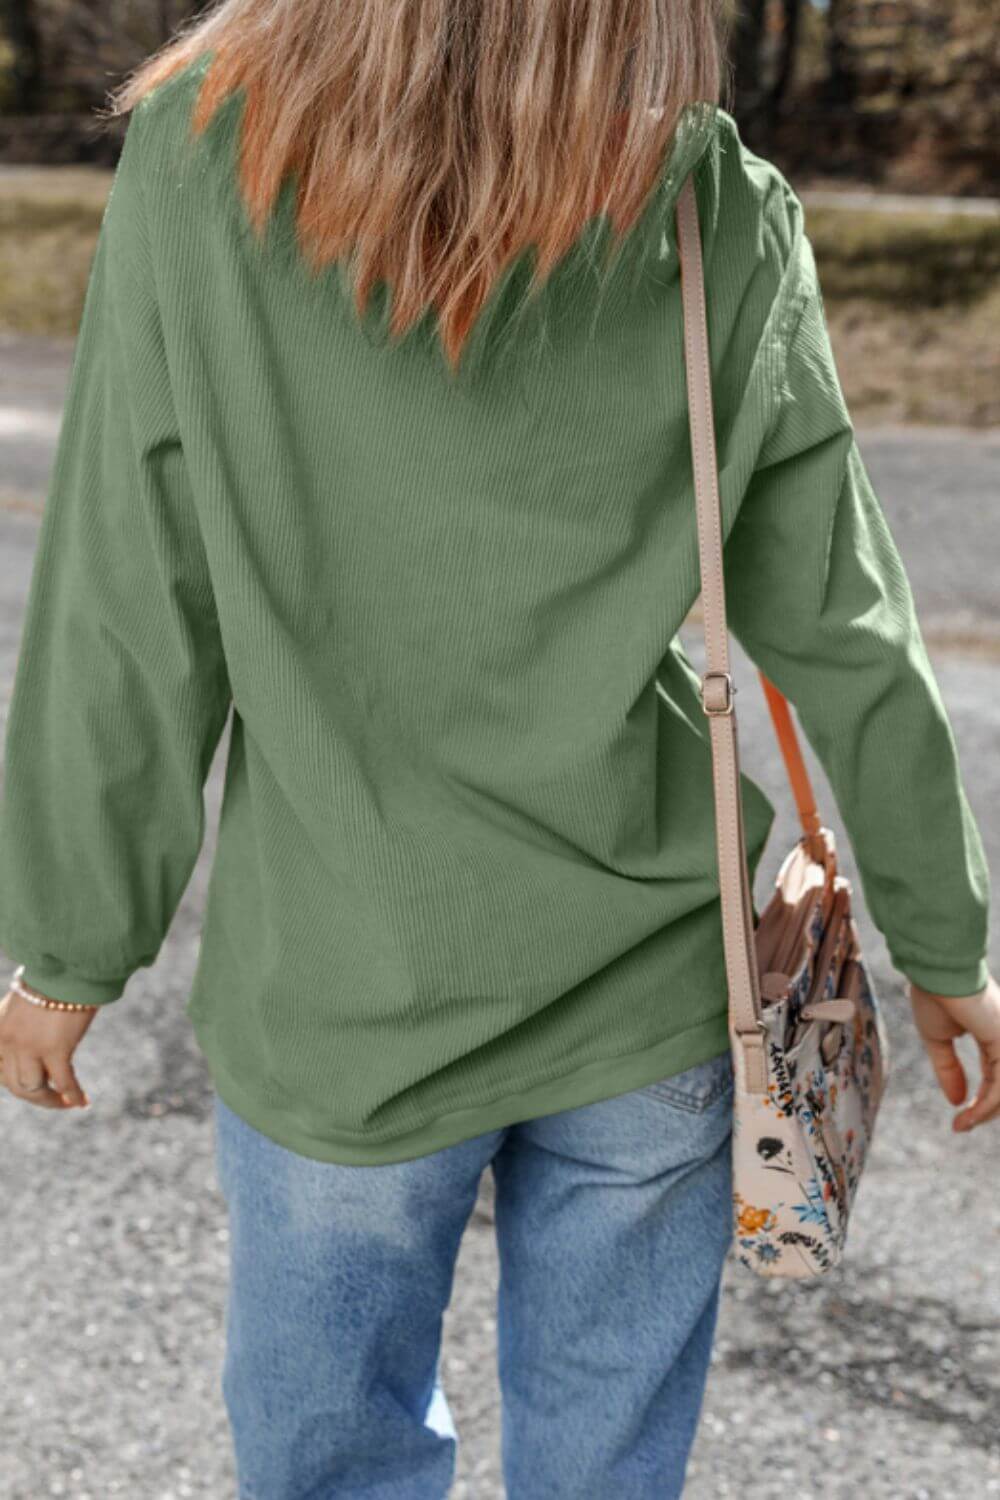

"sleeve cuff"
[11, 958, 129, 1007]
[895, 953, 990, 1000]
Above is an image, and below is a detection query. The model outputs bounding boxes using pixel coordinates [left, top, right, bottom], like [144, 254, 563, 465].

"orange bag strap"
[757, 672, 822, 839]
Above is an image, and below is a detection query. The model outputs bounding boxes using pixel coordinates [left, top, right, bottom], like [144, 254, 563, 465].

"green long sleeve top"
[0, 61, 990, 1163]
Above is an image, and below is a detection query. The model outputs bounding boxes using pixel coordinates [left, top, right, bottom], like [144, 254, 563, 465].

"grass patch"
[0, 166, 110, 338]
[824, 286, 1000, 428]
[806, 205, 1000, 425]
[805, 206, 1000, 309]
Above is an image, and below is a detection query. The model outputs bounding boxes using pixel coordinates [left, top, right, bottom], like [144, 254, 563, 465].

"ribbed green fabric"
[0, 61, 990, 1163]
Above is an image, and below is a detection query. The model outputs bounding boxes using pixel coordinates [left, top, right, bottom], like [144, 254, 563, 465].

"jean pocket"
[637, 1048, 735, 1113]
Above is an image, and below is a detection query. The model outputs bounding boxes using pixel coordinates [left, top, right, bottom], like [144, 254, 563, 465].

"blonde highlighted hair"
[105, 0, 726, 372]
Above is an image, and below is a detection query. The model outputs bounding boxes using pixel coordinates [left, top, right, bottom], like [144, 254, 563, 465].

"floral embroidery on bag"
[729, 838, 891, 1280]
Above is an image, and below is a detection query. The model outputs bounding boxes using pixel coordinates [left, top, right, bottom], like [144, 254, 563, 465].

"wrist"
[900, 954, 990, 1000]
[908, 975, 990, 1006]
[9, 964, 99, 1013]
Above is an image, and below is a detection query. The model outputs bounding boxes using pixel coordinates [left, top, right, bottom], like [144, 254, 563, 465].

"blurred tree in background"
[1, 0, 43, 114]
[0, 0, 998, 190]
[728, 0, 1000, 192]
[0, 0, 212, 160]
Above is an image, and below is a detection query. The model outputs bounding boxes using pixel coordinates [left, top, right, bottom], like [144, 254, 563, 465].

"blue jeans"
[212, 1046, 735, 1499]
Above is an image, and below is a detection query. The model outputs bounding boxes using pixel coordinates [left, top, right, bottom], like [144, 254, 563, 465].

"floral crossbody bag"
[674, 171, 892, 1280]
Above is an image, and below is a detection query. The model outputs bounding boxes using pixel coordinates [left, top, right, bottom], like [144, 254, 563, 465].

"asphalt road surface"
[1, 334, 998, 1499]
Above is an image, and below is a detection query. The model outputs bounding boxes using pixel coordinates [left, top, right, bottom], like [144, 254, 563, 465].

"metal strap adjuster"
[700, 670, 735, 716]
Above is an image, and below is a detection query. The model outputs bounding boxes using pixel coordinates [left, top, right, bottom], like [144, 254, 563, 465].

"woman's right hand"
[0, 984, 95, 1109]
[909, 973, 1000, 1131]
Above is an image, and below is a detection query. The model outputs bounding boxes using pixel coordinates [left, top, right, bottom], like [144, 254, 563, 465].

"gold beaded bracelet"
[9, 964, 98, 1013]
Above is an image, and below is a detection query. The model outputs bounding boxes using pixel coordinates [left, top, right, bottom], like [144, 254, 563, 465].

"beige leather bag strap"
[675, 172, 768, 1093]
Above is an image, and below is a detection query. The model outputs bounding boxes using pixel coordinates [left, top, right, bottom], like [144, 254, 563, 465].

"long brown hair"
[104, 1, 726, 372]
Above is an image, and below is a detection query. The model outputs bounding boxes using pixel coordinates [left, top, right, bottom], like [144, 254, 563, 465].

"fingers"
[43, 1052, 90, 1109]
[952, 1039, 1000, 1133]
[909, 988, 964, 1043]
[920, 1034, 968, 1107]
[0, 1048, 68, 1109]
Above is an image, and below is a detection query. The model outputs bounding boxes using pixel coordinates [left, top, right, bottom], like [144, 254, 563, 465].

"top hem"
[191, 1005, 732, 1166]
[895, 953, 990, 999]
[5, 953, 128, 1007]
